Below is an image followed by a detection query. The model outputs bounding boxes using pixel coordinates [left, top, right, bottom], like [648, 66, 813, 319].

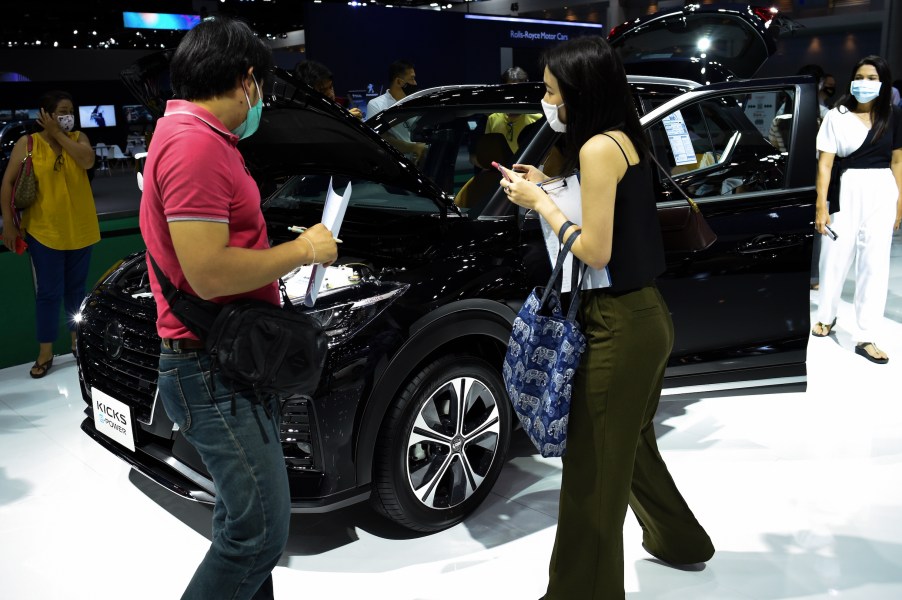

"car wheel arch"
[353, 299, 515, 486]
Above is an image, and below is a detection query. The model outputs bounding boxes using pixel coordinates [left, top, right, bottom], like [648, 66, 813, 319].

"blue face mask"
[231, 74, 262, 140]
[850, 79, 881, 104]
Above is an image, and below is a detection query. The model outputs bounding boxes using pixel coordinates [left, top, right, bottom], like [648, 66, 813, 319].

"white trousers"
[816, 168, 898, 342]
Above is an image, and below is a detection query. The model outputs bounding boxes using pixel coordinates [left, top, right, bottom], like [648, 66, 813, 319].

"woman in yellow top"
[1, 90, 100, 378]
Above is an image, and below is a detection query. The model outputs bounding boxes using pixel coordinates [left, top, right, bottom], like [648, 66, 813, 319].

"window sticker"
[744, 91, 780, 138]
[662, 111, 698, 166]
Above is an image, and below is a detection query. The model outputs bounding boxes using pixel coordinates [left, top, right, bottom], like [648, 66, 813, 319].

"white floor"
[2, 234, 901, 600]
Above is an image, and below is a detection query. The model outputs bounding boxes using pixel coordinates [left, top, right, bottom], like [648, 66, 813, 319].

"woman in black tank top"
[499, 36, 714, 600]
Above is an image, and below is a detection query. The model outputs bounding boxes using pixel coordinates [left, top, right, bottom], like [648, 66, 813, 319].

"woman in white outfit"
[812, 55, 902, 363]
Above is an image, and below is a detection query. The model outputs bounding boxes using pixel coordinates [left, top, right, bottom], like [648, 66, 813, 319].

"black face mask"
[401, 81, 418, 95]
[823, 87, 835, 97]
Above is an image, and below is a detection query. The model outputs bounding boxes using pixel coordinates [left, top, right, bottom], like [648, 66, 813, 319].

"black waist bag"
[148, 253, 326, 398]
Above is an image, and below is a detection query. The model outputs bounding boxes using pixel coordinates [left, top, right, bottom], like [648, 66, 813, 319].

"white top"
[366, 91, 414, 143]
[365, 91, 396, 119]
[816, 106, 869, 158]
[539, 174, 612, 293]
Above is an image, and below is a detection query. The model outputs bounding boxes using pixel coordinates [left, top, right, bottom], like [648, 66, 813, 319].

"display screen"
[79, 105, 117, 128]
[123, 12, 201, 31]
[122, 104, 154, 125]
[13, 108, 40, 120]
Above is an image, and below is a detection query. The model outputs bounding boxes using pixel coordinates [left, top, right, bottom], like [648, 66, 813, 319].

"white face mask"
[850, 79, 881, 104]
[57, 114, 75, 132]
[541, 98, 567, 133]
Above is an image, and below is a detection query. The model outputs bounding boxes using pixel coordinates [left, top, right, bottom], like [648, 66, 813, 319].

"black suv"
[75, 4, 817, 532]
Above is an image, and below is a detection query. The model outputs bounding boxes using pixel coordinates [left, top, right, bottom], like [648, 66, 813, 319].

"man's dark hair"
[501, 67, 529, 84]
[388, 60, 414, 85]
[294, 60, 332, 89]
[170, 17, 273, 101]
[542, 36, 646, 173]
[835, 55, 895, 142]
[38, 90, 73, 114]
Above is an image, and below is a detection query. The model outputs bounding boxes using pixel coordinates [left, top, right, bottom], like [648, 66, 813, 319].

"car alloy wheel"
[373, 354, 511, 532]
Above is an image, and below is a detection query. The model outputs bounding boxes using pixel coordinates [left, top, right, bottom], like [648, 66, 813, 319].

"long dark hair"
[542, 36, 646, 173]
[834, 55, 894, 142]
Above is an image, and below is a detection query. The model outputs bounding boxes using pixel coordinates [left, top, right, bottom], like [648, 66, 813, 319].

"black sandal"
[29, 357, 53, 379]
[855, 342, 889, 364]
[811, 318, 836, 337]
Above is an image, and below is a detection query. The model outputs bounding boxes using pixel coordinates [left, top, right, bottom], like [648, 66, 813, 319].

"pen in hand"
[288, 225, 342, 243]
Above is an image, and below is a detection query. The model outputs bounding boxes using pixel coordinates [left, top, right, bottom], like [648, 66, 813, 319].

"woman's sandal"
[29, 357, 54, 379]
[855, 342, 889, 365]
[811, 318, 836, 337]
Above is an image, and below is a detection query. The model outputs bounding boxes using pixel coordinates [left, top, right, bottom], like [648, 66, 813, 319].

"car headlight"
[291, 280, 409, 347]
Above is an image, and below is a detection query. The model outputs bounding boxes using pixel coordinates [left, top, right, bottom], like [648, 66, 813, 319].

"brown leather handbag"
[648, 151, 717, 253]
[11, 134, 38, 211]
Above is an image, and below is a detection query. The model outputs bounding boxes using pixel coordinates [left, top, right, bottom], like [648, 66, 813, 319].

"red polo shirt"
[139, 99, 278, 340]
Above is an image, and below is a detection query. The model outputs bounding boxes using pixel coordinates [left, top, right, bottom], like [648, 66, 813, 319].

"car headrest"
[475, 132, 513, 169]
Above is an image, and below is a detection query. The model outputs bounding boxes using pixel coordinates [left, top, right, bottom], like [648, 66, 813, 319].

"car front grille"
[281, 396, 317, 470]
[78, 290, 160, 423]
[78, 261, 322, 471]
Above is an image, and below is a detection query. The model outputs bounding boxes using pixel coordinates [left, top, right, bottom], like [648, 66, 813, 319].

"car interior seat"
[454, 133, 513, 210]
[419, 127, 462, 193]
[513, 119, 544, 162]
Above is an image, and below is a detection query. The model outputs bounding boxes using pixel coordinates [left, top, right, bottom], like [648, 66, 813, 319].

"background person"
[0, 90, 99, 379]
[294, 59, 363, 119]
[485, 66, 542, 154]
[140, 17, 337, 599]
[499, 36, 714, 599]
[812, 55, 902, 364]
[366, 59, 426, 163]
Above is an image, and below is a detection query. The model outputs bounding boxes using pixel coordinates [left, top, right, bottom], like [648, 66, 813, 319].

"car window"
[647, 89, 794, 199]
[266, 173, 439, 214]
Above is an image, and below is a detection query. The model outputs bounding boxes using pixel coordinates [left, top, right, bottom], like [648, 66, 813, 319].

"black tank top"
[599, 133, 666, 293]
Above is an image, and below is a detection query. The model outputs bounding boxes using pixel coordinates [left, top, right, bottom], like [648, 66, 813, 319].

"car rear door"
[608, 4, 779, 82]
[640, 75, 818, 383]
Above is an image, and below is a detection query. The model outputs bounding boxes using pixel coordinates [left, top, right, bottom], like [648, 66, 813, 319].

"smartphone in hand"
[824, 224, 838, 241]
[491, 161, 512, 182]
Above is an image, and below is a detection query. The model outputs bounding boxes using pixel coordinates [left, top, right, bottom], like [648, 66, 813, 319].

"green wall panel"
[0, 216, 145, 370]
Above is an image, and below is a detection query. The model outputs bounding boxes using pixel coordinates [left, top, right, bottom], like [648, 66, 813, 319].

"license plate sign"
[91, 388, 136, 452]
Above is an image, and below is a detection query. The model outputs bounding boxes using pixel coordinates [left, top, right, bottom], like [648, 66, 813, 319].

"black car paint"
[75, 9, 817, 528]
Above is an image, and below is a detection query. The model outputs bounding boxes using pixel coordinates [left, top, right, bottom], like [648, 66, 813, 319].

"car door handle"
[737, 234, 803, 255]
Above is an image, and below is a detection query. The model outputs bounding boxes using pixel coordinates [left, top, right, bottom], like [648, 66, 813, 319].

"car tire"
[372, 354, 511, 532]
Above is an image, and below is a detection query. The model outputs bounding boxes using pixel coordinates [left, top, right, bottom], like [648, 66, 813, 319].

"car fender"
[354, 298, 516, 485]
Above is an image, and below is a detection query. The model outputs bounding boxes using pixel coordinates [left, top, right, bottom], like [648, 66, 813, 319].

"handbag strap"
[646, 149, 703, 215]
[539, 227, 585, 318]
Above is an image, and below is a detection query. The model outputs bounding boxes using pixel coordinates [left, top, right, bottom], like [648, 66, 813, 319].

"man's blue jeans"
[157, 346, 290, 600]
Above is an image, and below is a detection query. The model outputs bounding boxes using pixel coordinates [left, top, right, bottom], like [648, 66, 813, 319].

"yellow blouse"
[21, 132, 100, 251]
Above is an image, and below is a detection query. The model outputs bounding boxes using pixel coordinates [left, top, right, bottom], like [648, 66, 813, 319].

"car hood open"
[119, 52, 447, 203]
[608, 3, 779, 81]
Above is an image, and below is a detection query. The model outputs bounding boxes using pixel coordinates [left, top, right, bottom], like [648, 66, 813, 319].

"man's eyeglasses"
[506, 121, 515, 141]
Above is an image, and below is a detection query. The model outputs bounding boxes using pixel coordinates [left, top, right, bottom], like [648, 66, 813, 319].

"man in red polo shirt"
[139, 17, 337, 600]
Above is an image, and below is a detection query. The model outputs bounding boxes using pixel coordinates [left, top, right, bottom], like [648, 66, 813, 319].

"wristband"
[300, 236, 316, 265]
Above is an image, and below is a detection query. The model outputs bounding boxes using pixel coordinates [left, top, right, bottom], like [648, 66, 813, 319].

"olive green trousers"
[545, 285, 714, 600]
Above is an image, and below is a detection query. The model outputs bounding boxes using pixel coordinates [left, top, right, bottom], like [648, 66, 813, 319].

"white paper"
[304, 178, 352, 307]
[662, 111, 698, 166]
[538, 174, 611, 293]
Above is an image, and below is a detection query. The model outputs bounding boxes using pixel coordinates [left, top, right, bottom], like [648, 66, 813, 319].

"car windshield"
[267, 174, 440, 214]
[376, 107, 545, 216]
[268, 106, 546, 218]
